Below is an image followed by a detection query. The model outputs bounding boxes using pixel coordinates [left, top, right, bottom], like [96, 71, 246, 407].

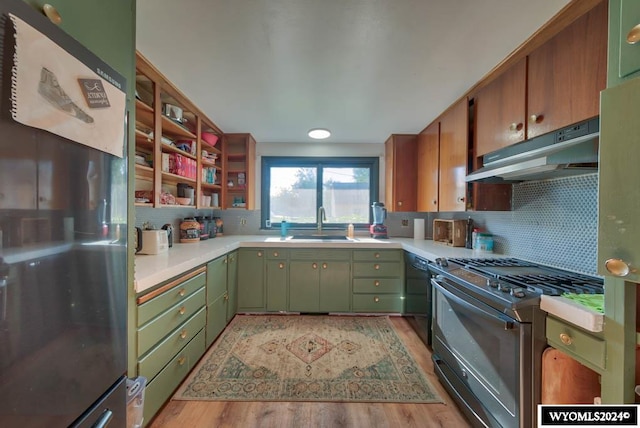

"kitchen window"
[261, 157, 379, 229]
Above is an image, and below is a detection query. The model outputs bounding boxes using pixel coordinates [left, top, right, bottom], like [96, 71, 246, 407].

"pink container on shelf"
[201, 132, 219, 147]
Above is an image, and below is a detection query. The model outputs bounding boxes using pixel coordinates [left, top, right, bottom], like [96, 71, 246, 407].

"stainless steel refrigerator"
[0, 1, 128, 426]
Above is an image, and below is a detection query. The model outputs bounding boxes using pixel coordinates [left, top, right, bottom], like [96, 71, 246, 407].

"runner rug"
[174, 315, 442, 403]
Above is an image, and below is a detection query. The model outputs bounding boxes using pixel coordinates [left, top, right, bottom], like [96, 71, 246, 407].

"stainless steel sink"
[290, 234, 350, 240]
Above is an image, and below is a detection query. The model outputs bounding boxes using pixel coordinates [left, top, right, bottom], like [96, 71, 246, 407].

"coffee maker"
[369, 202, 388, 239]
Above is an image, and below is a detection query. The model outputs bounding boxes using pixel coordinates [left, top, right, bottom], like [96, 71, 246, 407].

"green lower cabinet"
[206, 255, 227, 305]
[237, 249, 266, 311]
[352, 294, 403, 313]
[289, 260, 350, 312]
[227, 251, 238, 321]
[352, 249, 404, 314]
[143, 329, 205, 426]
[266, 259, 288, 311]
[206, 292, 228, 347]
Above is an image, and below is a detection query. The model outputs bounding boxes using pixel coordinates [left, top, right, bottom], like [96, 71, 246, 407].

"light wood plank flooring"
[149, 316, 471, 428]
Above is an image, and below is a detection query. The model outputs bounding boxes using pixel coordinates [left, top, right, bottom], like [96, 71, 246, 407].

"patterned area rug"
[174, 315, 442, 403]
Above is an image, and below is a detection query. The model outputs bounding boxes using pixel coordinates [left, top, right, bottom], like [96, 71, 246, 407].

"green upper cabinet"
[598, 77, 640, 283]
[21, 0, 135, 89]
[608, 0, 640, 87]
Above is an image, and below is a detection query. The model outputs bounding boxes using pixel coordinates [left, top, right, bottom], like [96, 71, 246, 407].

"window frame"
[261, 156, 380, 230]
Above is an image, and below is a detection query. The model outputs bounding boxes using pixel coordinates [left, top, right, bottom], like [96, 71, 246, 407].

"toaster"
[136, 229, 169, 255]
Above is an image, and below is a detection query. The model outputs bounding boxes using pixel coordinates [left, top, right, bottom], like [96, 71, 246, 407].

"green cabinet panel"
[206, 292, 228, 347]
[546, 316, 606, 372]
[353, 294, 403, 313]
[319, 261, 350, 312]
[353, 262, 402, 278]
[237, 249, 266, 311]
[143, 330, 205, 426]
[598, 77, 640, 282]
[138, 272, 205, 327]
[353, 278, 402, 294]
[138, 288, 205, 356]
[289, 261, 321, 312]
[227, 251, 238, 322]
[138, 308, 205, 382]
[609, 0, 640, 86]
[207, 255, 227, 305]
[267, 259, 288, 312]
[290, 248, 350, 260]
[353, 250, 402, 262]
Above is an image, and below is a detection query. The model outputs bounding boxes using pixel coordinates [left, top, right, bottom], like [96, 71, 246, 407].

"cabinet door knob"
[627, 24, 640, 44]
[178, 306, 186, 315]
[559, 333, 572, 346]
[312, 263, 318, 269]
[456, 196, 465, 203]
[605, 258, 631, 277]
[374, 264, 380, 270]
[397, 201, 403, 206]
[374, 280, 380, 287]
[178, 288, 186, 297]
[432, 200, 437, 205]
[177, 356, 186, 366]
[278, 262, 284, 269]
[224, 258, 228, 264]
[509, 122, 523, 132]
[257, 251, 263, 257]
[43, 4, 62, 25]
[374, 252, 380, 258]
[180, 329, 187, 339]
[322, 263, 328, 269]
[373, 296, 380, 303]
[273, 251, 279, 257]
[529, 114, 543, 124]
[224, 292, 229, 301]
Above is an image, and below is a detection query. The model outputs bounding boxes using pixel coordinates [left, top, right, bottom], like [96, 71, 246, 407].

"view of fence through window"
[269, 166, 371, 224]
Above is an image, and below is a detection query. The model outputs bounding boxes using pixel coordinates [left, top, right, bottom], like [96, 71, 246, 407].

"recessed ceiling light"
[308, 128, 331, 139]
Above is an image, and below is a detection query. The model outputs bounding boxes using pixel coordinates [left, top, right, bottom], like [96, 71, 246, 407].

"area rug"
[174, 315, 442, 403]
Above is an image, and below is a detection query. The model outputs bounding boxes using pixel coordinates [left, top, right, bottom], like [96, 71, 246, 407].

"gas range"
[429, 257, 604, 320]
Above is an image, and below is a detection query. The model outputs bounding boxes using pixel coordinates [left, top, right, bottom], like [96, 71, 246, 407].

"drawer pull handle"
[180, 330, 187, 339]
[374, 280, 380, 287]
[177, 356, 186, 366]
[559, 333, 572, 346]
[224, 292, 229, 301]
[374, 264, 380, 270]
[322, 263, 328, 269]
[178, 306, 186, 315]
[178, 288, 186, 297]
[312, 263, 318, 269]
[279, 262, 285, 269]
[257, 251, 263, 257]
[627, 24, 640, 44]
[374, 296, 380, 303]
[374, 253, 380, 258]
[273, 251, 279, 257]
[224, 258, 228, 264]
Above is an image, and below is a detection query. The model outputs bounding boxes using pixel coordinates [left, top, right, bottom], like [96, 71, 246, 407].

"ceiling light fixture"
[308, 128, 331, 139]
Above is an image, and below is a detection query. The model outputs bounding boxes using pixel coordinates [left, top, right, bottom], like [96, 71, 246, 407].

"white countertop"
[134, 235, 486, 294]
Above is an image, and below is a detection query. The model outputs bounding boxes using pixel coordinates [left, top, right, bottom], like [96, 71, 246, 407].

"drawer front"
[353, 261, 401, 277]
[138, 288, 206, 356]
[353, 278, 402, 294]
[353, 250, 401, 262]
[266, 249, 288, 260]
[206, 293, 228, 347]
[207, 256, 228, 304]
[546, 316, 606, 370]
[138, 307, 206, 381]
[143, 330, 205, 424]
[138, 272, 206, 326]
[352, 294, 403, 313]
[290, 249, 350, 261]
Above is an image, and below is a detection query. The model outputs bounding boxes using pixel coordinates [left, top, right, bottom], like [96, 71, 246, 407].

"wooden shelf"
[201, 158, 218, 168]
[135, 202, 153, 207]
[135, 129, 154, 150]
[201, 182, 222, 190]
[135, 164, 154, 181]
[161, 143, 197, 160]
[159, 203, 195, 208]
[160, 171, 196, 185]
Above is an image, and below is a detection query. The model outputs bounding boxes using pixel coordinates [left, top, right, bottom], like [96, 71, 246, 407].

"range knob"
[498, 284, 512, 293]
[510, 287, 526, 298]
[486, 278, 499, 288]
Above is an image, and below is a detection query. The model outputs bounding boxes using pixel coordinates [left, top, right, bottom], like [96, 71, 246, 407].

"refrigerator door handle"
[91, 409, 113, 428]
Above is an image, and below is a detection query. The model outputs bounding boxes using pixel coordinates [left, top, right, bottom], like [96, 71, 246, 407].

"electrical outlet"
[401, 219, 409, 227]
[240, 218, 247, 226]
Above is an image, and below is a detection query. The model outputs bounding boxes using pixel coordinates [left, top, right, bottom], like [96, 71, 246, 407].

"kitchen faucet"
[317, 206, 326, 234]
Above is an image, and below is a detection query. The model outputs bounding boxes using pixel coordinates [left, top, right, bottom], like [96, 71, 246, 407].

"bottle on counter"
[280, 220, 288, 238]
[347, 223, 354, 238]
[465, 217, 474, 249]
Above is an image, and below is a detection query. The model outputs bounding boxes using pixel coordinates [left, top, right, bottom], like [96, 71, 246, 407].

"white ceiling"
[136, 0, 570, 144]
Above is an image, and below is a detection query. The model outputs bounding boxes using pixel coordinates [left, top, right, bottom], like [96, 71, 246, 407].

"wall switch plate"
[265, 219, 271, 228]
[401, 219, 409, 227]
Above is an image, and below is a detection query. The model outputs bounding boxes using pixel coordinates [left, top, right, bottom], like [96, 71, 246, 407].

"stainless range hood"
[466, 117, 599, 183]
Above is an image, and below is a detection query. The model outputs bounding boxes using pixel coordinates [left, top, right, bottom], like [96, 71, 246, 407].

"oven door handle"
[431, 278, 516, 330]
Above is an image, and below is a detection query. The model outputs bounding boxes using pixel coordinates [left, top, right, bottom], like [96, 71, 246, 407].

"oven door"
[431, 277, 531, 428]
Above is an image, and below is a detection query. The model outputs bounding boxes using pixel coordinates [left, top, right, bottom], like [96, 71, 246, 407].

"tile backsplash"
[136, 173, 598, 275]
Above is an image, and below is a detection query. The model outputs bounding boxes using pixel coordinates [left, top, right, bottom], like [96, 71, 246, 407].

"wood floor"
[149, 316, 471, 428]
